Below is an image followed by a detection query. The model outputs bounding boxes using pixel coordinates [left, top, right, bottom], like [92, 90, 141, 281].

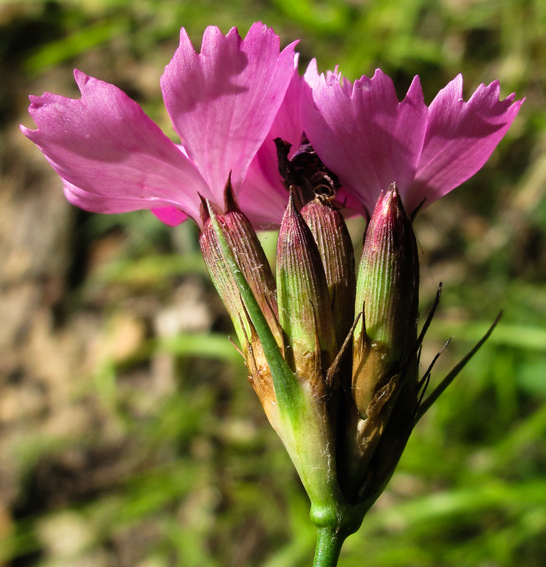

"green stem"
[312, 528, 346, 567]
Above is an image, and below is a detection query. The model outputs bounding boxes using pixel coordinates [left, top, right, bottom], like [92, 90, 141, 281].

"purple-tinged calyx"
[353, 184, 419, 417]
[275, 133, 355, 353]
[202, 182, 359, 533]
[301, 200, 355, 354]
[276, 194, 338, 395]
[199, 179, 284, 422]
[334, 184, 420, 503]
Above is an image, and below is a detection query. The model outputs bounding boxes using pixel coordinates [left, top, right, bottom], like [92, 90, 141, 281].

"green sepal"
[276, 194, 337, 381]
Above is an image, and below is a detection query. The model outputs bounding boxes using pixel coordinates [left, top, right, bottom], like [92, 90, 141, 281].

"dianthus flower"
[21, 23, 297, 228]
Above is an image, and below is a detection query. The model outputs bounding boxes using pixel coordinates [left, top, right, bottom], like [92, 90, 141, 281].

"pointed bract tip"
[284, 188, 299, 219]
[206, 199, 218, 221]
[198, 193, 210, 226]
[375, 182, 408, 224]
[288, 188, 297, 210]
[223, 173, 240, 213]
[278, 191, 300, 242]
[385, 182, 401, 203]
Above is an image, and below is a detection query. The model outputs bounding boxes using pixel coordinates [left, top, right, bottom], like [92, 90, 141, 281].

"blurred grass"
[2, 0, 545, 566]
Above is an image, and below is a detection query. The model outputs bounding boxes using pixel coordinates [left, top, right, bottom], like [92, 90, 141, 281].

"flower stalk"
[313, 528, 346, 567]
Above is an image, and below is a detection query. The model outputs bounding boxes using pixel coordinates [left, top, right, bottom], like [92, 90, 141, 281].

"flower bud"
[276, 194, 338, 395]
[301, 200, 355, 351]
[199, 180, 284, 423]
[352, 184, 419, 418]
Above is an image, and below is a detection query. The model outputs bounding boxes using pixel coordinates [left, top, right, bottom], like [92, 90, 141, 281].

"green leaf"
[415, 312, 503, 423]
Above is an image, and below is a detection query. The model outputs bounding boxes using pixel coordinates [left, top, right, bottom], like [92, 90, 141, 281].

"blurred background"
[1, 0, 545, 565]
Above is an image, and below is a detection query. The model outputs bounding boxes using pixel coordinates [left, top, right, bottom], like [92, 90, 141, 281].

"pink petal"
[303, 63, 428, 213]
[239, 67, 305, 228]
[407, 75, 524, 212]
[63, 180, 157, 214]
[151, 207, 189, 226]
[161, 23, 297, 201]
[22, 70, 210, 223]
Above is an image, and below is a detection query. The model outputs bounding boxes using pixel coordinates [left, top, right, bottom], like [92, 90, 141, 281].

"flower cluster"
[22, 22, 522, 228]
[23, 22, 522, 559]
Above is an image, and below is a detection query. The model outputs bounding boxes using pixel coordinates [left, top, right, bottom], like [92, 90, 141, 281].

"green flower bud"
[353, 184, 419, 418]
[202, 187, 359, 534]
[336, 185, 420, 502]
[276, 194, 338, 394]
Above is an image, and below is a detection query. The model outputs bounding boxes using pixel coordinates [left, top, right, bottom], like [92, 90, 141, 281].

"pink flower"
[302, 62, 523, 215]
[23, 23, 523, 228]
[21, 23, 297, 228]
